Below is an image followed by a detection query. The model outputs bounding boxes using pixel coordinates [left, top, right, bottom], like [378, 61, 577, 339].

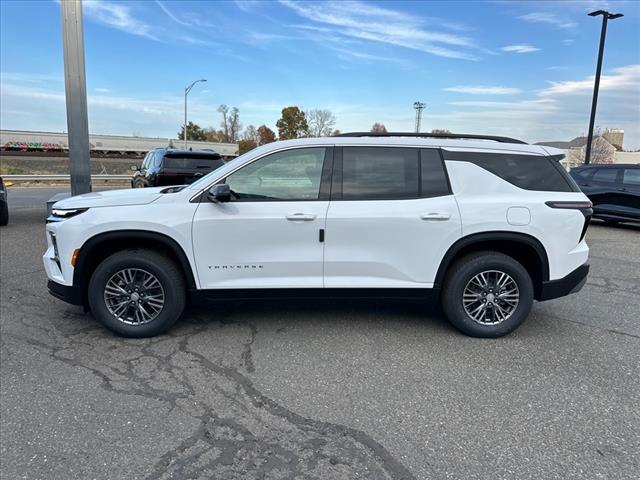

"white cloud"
[279, 0, 480, 60]
[563, 39, 575, 46]
[540, 65, 640, 96]
[519, 12, 577, 29]
[444, 86, 522, 95]
[155, 0, 191, 26]
[95, 88, 111, 93]
[83, 1, 157, 41]
[501, 44, 541, 54]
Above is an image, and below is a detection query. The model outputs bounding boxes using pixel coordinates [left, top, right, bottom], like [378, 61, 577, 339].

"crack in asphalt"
[2, 281, 417, 479]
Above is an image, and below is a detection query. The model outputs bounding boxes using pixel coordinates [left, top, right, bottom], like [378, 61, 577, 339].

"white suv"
[44, 133, 592, 338]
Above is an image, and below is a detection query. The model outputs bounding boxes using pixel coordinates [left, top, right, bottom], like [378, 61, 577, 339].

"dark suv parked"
[0, 176, 8, 226]
[131, 148, 225, 188]
[570, 164, 640, 224]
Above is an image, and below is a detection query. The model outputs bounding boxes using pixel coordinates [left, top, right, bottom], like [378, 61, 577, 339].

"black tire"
[441, 251, 533, 338]
[0, 201, 8, 226]
[133, 179, 145, 188]
[88, 249, 186, 337]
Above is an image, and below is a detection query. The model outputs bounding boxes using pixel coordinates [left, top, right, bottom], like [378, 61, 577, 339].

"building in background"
[602, 129, 624, 151]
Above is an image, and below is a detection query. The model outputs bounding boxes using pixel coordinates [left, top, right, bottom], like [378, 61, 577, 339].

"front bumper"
[48, 280, 84, 306]
[539, 262, 589, 301]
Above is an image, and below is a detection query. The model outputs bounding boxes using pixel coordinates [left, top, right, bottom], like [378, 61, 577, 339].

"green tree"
[276, 106, 309, 140]
[178, 121, 207, 141]
[238, 139, 258, 155]
[257, 125, 277, 145]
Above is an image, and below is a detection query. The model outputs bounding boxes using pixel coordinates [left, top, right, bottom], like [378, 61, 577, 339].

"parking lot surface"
[1, 188, 639, 479]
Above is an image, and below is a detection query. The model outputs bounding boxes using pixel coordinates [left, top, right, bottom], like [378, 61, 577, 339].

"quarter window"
[442, 150, 577, 192]
[225, 148, 326, 201]
[622, 169, 640, 186]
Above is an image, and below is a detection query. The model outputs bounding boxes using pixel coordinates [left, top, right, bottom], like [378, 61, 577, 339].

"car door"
[588, 167, 623, 217]
[192, 146, 332, 289]
[324, 146, 461, 288]
[620, 167, 640, 220]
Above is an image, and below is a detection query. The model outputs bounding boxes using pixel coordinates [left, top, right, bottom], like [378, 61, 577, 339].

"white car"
[44, 133, 592, 338]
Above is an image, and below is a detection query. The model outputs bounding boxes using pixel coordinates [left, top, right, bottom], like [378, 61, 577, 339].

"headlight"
[47, 208, 89, 222]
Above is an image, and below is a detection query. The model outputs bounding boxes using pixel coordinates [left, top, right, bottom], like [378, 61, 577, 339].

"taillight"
[545, 201, 592, 209]
[545, 201, 593, 241]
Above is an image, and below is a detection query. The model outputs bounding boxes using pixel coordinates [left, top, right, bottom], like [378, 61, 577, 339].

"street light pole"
[584, 10, 623, 165]
[183, 79, 207, 149]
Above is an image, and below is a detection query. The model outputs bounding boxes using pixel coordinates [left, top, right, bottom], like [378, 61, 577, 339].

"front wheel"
[88, 249, 186, 337]
[441, 251, 533, 337]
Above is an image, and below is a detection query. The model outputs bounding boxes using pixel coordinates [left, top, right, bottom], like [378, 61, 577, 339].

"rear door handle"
[421, 212, 451, 221]
[286, 213, 316, 222]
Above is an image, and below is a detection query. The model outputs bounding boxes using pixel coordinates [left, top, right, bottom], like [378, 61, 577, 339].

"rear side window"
[623, 169, 640, 186]
[592, 168, 619, 184]
[163, 156, 223, 169]
[442, 150, 577, 192]
[342, 147, 419, 200]
[421, 149, 451, 198]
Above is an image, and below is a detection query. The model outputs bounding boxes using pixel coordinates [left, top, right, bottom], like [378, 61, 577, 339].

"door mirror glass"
[208, 183, 231, 203]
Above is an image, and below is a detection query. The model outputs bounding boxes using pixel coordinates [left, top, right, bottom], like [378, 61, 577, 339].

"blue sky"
[1, 0, 639, 148]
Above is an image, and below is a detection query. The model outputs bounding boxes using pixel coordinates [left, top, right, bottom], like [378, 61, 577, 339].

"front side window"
[342, 147, 419, 200]
[225, 147, 326, 201]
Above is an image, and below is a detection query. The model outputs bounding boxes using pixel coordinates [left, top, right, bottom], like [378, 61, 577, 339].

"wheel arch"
[73, 230, 197, 306]
[434, 231, 549, 300]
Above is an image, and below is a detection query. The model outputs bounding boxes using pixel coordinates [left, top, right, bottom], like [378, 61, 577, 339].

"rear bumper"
[539, 263, 589, 301]
[48, 280, 84, 306]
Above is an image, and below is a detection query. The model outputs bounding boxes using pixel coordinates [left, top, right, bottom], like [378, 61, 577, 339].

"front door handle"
[421, 212, 451, 221]
[286, 213, 316, 222]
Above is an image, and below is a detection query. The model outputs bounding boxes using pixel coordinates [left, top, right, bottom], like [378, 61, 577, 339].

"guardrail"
[3, 174, 131, 181]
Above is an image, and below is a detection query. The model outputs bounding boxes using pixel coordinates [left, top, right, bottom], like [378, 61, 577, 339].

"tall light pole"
[413, 101, 426, 133]
[584, 10, 623, 164]
[61, 0, 91, 195]
[184, 79, 207, 149]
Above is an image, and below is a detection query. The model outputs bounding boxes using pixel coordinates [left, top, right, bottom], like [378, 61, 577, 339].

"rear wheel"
[88, 249, 185, 337]
[441, 251, 533, 337]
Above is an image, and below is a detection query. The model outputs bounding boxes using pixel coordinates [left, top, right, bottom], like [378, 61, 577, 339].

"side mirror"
[130, 165, 139, 171]
[207, 183, 231, 203]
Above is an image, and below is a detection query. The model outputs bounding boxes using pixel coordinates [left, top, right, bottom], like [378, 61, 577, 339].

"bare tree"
[306, 109, 336, 137]
[579, 136, 616, 164]
[431, 128, 451, 134]
[217, 104, 229, 142]
[370, 123, 387, 133]
[242, 125, 259, 143]
[228, 107, 241, 143]
[217, 104, 241, 142]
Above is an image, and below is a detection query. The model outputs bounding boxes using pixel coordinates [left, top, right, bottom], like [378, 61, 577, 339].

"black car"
[570, 164, 640, 224]
[131, 148, 225, 188]
[0, 176, 8, 226]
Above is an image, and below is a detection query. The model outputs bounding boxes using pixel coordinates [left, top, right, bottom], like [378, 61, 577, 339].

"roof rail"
[334, 132, 528, 144]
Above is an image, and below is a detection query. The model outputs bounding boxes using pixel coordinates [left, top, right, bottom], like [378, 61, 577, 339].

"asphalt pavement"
[1, 188, 639, 479]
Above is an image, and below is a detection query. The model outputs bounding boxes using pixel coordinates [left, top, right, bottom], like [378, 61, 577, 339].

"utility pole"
[61, 0, 91, 195]
[413, 101, 426, 133]
[584, 9, 623, 164]
[184, 79, 207, 149]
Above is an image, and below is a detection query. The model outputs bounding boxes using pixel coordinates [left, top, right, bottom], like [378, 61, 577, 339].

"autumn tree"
[306, 109, 336, 137]
[257, 125, 277, 145]
[178, 122, 207, 141]
[276, 106, 309, 140]
[238, 125, 259, 154]
[370, 123, 387, 133]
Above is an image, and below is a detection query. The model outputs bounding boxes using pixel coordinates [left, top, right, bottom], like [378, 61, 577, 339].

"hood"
[53, 186, 166, 209]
